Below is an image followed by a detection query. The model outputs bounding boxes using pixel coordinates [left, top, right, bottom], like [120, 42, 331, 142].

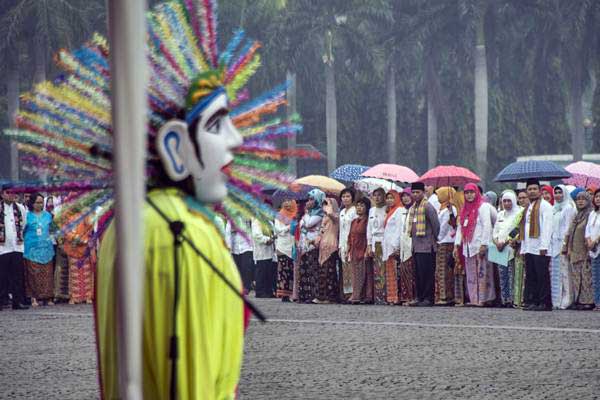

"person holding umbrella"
[519, 179, 554, 311]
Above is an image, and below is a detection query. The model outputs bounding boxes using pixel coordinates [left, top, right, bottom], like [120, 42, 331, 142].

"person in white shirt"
[519, 179, 554, 311]
[367, 187, 388, 304]
[296, 189, 325, 303]
[492, 190, 522, 306]
[0, 185, 29, 310]
[274, 199, 297, 302]
[252, 218, 275, 298]
[585, 189, 600, 310]
[426, 185, 441, 212]
[549, 185, 576, 309]
[435, 187, 458, 305]
[229, 218, 254, 293]
[454, 183, 494, 306]
[382, 190, 403, 304]
[338, 188, 357, 301]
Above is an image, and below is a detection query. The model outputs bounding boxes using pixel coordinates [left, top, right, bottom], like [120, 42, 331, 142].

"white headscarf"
[492, 190, 521, 242]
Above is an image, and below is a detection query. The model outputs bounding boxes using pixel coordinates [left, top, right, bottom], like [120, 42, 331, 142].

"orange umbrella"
[293, 175, 346, 194]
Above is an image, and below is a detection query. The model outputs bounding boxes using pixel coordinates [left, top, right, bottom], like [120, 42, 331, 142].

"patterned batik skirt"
[385, 257, 399, 304]
[498, 258, 515, 305]
[69, 253, 95, 304]
[551, 254, 573, 309]
[341, 260, 353, 300]
[372, 243, 386, 305]
[513, 255, 525, 308]
[349, 258, 366, 302]
[297, 249, 318, 303]
[398, 257, 415, 304]
[53, 246, 70, 300]
[592, 255, 600, 307]
[570, 259, 594, 306]
[276, 254, 294, 298]
[316, 252, 339, 302]
[24, 259, 54, 301]
[464, 254, 496, 306]
[435, 243, 455, 304]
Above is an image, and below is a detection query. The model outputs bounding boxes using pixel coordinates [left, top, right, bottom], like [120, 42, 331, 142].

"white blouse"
[251, 219, 274, 262]
[367, 206, 386, 251]
[338, 206, 357, 259]
[585, 210, 600, 259]
[274, 219, 294, 259]
[299, 213, 323, 253]
[550, 203, 576, 257]
[398, 208, 413, 262]
[455, 204, 492, 258]
[437, 206, 458, 244]
[382, 208, 403, 261]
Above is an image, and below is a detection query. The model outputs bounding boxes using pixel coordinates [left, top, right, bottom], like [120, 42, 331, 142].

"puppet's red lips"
[221, 161, 233, 175]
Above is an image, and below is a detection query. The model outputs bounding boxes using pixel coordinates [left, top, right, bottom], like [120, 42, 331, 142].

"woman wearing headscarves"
[585, 189, 600, 310]
[314, 198, 340, 303]
[542, 185, 555, 206]
[454, 183, 494, 306]
[367, 187, 388, 304]
[274, 199, 298, 302]
[348, 197, 371, 304]
[297, 189, 325, 303]
[434, 187, 458, 305]
[563, 189, 594, 310]
[338, 188, 357, 300]
[382, 190, 403, 304]
[492, 190, 522, 306]
[452, 190, 467, 305]
[398, 188, 416, 304]
[550, 185, 576, 309]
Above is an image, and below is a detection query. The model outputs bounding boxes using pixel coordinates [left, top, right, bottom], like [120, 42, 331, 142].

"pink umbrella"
[361, 163, 419, 183]
[563, 161, 600, 188]
[418, 165, 480, 187]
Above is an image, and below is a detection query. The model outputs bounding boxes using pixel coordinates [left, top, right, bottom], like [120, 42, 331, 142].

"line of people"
[0, 185, 97, 310]
[228, 180, 600, 312]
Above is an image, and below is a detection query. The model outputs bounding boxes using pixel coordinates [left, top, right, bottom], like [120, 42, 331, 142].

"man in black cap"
[407, 181, 440, 306]
[519, 179, 553, 311]
[0, 184, 29, 310]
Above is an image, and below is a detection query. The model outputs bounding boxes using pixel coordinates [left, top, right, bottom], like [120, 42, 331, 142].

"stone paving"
[2, 301, 600, 399]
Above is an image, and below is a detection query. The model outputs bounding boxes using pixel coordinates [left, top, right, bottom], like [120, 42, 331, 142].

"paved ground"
[2, 300, 600, 399]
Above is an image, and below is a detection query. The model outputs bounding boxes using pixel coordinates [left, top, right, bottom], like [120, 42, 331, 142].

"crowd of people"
[0, 185, 96, 310]
[232, 180, 600, 312]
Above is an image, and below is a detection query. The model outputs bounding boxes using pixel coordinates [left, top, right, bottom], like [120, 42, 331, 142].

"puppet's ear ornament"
[156, 120, 191, 182]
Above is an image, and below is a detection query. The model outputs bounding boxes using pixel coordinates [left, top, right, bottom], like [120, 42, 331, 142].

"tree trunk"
[570, 68, 584, 161]
[33, 37, 47, 84]
[286, 70, 297, 176]
[474, 38, 488, 183]
[427, 96, 438, 170]
[7, 45, 20, 180]
[325, 62, 337, 173]
[386, 61, 397, 164]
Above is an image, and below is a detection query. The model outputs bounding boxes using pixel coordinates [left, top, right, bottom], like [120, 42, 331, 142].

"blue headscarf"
[307, 188, 325, 216]
[570, 187, 585, 202]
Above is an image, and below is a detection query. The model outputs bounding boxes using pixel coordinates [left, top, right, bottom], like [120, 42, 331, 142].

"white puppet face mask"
[157, 92, 243, 203]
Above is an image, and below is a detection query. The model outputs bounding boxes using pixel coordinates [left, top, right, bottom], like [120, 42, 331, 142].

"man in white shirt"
[0, 185, 29, 310]
[520, 179, 553, 311]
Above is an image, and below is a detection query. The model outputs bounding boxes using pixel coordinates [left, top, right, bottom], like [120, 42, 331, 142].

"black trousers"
[0, 251, 25, 306]
[524, 253, 551, 307]
[414, 252, 435, 302]
[233, 251, 255, 292]
[254, 259, 276, 298]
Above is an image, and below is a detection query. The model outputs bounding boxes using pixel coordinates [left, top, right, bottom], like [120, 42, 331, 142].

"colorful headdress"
[3, 0, 319, 241]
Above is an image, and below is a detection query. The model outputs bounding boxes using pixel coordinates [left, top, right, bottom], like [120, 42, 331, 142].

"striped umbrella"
[494, 160, 571, 182]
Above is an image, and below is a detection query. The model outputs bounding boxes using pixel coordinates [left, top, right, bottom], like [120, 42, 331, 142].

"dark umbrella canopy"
[494, 160, 571, 182]
[272, 185, 313, 204]
[330, 164, 369, 182]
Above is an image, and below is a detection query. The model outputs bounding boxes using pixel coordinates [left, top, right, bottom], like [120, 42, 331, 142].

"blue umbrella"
[272, 185, 313, 204]
[494, 160, 572, 182]
[330, 164, 369, 182]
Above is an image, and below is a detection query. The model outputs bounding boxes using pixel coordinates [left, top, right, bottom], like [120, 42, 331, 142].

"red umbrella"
[419, 165, 480, 187]
[361, 163, 419, 183]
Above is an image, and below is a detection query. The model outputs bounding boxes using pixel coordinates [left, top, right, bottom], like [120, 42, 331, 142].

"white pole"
[107, 1, 147, 399]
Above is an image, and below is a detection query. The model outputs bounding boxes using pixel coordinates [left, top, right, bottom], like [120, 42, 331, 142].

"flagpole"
[107, 1, 148, 399]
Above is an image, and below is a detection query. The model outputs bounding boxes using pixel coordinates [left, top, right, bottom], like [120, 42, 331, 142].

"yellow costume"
[96, 188, 244, 399]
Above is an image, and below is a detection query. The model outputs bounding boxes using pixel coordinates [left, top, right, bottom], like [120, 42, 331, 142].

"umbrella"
[361, 163, 419, 183]
[293, 175, 346, 194]
[330, 164, 369, 182]
[494, 160, 571, 182]
[272, 185, 313, 203]
[563, 161, 600, 188]
[418, 165, 480, 187]
[354, 177, 403, 194]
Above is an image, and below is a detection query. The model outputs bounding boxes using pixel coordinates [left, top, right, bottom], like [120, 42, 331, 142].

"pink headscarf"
[459, 183, 483, 243]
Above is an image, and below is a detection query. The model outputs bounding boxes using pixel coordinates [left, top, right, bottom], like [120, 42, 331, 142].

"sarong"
[24, 259, 54, 300]
[434, 243, 455, 304]
[53, 246, 70, 300]
[398, 257, 415, 303]
[498, 259, 514, 305]
[341, 260, 353, 299]
[570, 259, 594, 305]
[297, 249, 318, 302]
[69, 253, 95, 304]
[372, 242, 386, 304]
[385, 257, 399, 304]
[276, 254, 294, 298]
[349, 259, 366, 302]
[551, 254, 573, 309]
[464, 254, 496, 306]
[513, 255, 525, 307]
[364, 258, 374, 303]
[316, 253, 339, 302]
[454, 250, 466, 305]
[592, 255, 600, 307]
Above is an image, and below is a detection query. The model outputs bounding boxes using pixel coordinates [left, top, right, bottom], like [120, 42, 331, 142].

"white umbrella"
[354, 177, 403, 194]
